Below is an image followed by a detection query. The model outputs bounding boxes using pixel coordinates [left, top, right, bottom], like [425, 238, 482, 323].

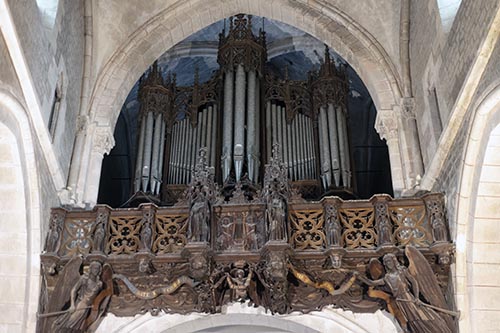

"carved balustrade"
[39, 192, 454, 331]
[43, 193, 449, 259]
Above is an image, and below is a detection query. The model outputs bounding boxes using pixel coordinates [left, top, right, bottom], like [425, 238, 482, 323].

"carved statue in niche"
[45, 212, 64, 254]
[48, 260, 112, 333]
[266, 191, 287, 241]
[425, 198, 448, 243]
[140, 211, 153, 251]
[324, 204, 341, 247]
[357, 247, 457, 333]
[375, 202, 392, 245]
[92, 220, 106, 253]
[188, 186, 211, 242]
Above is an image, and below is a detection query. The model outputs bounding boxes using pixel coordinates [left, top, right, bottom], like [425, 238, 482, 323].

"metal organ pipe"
[341, 106, 351, 188]
[292, 114, 299, 181]
[281, 106, 288, 173]
[327, 103, 341, 186]
[286, 115, 293, 179]
[319, 107, 331, 189]
[210, 105, 217, 168]
[222, 70, 234, 182]
[156, 116, 166, 195]
[134, 115, 146, 192]
[266, 101, 272, 162]
[151, 113, 162, 194]
[246, 70, 256, 182]
[253, 79, 260, 182]
[336, 107, 347, 188]
[205, 106, 213, 166]
[233, 64, 246, 182]
[142, 111, 155, 191]
[168, 122, 177, 184]
[299, 114, 306, 180]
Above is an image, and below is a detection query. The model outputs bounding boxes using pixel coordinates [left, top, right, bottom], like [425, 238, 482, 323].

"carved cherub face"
[89, 261, 102, 276]
[190, 254, 209, 279]
[329, 254, 342, 269]
[383, 254, 397, 271]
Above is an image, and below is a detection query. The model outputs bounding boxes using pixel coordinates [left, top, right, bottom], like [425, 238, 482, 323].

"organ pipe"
[222, 70, 234, 182]
[327, 103, 340, 186]
[132, 15, 353, 202]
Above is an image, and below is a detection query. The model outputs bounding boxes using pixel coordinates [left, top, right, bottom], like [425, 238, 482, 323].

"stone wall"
[7, 0, 84, 179]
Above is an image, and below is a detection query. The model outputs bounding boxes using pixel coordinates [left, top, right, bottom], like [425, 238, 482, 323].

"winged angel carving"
[357, 246, 458, 333]
[39, 258, 113, 333]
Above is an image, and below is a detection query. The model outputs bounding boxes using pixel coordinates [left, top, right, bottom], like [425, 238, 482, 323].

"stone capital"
[400, 97, 416, 120]
[374, 109, 398, 141]
[92, 126, 115, 155]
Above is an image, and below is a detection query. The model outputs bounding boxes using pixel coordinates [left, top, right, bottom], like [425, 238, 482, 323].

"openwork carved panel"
[339, 208, 376, 249]
[390, 206, 431, 247]
[60, 218, 94, 256]
[107, 216, 142, 254]
[290, 210, 325, 250]
[153, 214, 188, 253]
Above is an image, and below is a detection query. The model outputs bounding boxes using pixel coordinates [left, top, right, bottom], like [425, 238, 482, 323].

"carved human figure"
[325, 204, 341, 247]
[140, 220, 153, 251]
[329, 253, 342, 269]
[430, 210, 448, 243]
[266, 192, 287, 241]
[226, 269, 253, 302]
[52, 261, 103, 331]
[92, 222, 106, 253]
[375, 203, 392, 245]
[45, 213, 63, 253]
[189, 187, 211, 242]
[357, 253, 453, 333]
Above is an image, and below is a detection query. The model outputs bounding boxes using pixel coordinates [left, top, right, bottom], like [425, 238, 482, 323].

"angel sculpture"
[357, 247, 457, 333]
[40, 258, 113, 333]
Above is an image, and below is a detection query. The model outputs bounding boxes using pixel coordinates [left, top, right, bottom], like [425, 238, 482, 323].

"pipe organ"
[132, 14, 352, 204]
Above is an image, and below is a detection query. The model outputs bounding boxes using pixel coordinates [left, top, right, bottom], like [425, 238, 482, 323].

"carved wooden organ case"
[38, 14, 457, 333]
[132, 14, 351, 205]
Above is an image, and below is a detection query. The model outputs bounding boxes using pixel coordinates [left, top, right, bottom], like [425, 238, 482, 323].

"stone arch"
[455, 82, 500, 332]
[96, 305, 400, 333]
[0, 89, 42, 332]
[76, 0, 407, 206]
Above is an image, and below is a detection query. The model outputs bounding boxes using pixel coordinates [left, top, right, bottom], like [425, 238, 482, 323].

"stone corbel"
[92, 125, 115, 156]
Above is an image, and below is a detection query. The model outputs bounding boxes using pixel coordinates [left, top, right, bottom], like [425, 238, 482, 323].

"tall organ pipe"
[341, 107, 351, 188]
[319, 107, 331, 189]
[253, 79, 260, 182]
[168, 123, 177, 183]
[134, 116, 146, 192]
[233, 64, 246, 182]
[210, 105, 217, 168]
[205, 106, 213, 166]
[327, 104, 341, 186]
[271, 103, 277, 145]
[222, 70, 234, 181]
[266, 101, 272, 162]
[292, 114, 299, 181]
[281, 106, 288, 172]
[246, 70, 256, 182]
[286, 116, 293, 179]
[142, 112, 155, 191]
[156, 117, 166, 195]
[151, 113, 162, 194]
[336, 107, 347, 187]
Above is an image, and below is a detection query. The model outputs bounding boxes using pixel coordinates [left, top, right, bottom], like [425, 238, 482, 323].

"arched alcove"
[0, 89, 42, 332]
[97, 15, 393, 207]
[454, 83, 500, 332]
[72, 0, 409, 207]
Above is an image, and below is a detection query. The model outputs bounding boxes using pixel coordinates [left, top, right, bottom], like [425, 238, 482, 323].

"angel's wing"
[85, 263, 114, 330]
[47, 256, 83, 313]
[368, 257, 385, 280]
[41, 256, 83, 332]
[406, 246, 454, 330]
